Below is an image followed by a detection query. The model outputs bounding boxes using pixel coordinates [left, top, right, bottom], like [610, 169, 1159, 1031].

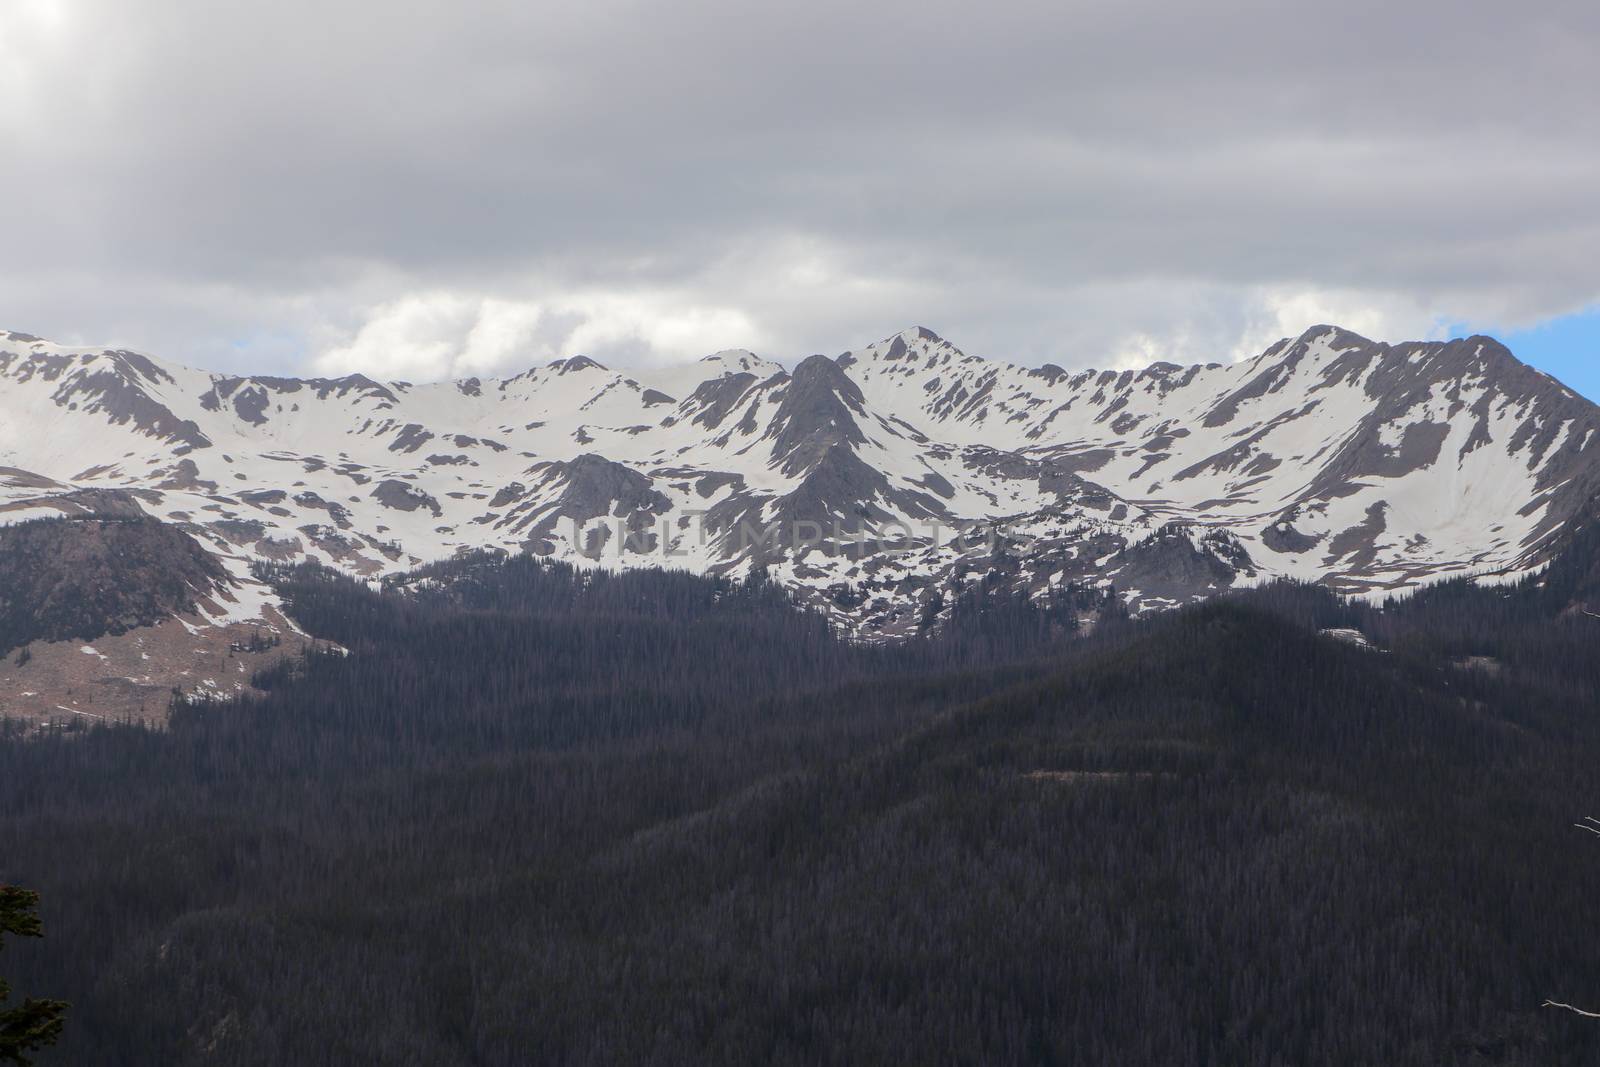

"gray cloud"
[4, 0, 1599, 378]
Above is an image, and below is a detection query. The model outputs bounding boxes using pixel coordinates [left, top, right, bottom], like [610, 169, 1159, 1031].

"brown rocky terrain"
[0, 512, 298, 726]
[0, 609, 297, 728]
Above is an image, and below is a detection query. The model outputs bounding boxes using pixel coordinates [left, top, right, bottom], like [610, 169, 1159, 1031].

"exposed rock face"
[765, 355, 869, 473]
[39, 350, 213, 451]
[371, 479, 442, 517]
[514, 454, 673, 555]
[2, 324, 1599, 637]
[1109, 524, 1246, 603]
[678, 372, 761, 430]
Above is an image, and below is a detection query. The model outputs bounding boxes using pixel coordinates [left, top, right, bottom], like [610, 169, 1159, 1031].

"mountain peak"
[4, 322, 1598, 648]
[791, 352, 853, 382]
[694, 349, 783, 377]
[840, 326, 970, 369]
[765, 354, 868, 473]
[1296, 324, 1375, 349]
[883, 325, 952, 349]
[549, 355, 607, 375]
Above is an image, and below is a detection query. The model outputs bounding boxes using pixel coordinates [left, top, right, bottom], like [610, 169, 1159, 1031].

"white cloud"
[310, 289, 772, 380]
[4, 0, 1600, 379]
[304, 275, 1474, 383]
[311, 294, 480, 381]
[1226, 289, 1450, 364]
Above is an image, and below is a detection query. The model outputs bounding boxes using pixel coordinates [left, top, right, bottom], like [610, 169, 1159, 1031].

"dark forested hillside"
[3, 537, 1600, 1065]
[0, 515, 226, 656]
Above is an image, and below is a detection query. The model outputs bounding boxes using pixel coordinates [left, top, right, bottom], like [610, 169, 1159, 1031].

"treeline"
[2, 539, 1600, 1064]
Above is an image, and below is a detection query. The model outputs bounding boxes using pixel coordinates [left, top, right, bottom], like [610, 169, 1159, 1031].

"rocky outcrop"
[0, 516, 227, 654]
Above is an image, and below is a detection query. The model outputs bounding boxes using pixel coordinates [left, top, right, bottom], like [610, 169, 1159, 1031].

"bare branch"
[1543, 1000, 1600, 1018]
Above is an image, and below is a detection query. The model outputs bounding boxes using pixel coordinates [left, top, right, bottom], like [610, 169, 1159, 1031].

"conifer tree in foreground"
[0, 886, 66, 1065]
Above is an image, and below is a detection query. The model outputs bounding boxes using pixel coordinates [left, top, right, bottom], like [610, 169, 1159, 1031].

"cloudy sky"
[4, 0, 1600, 396]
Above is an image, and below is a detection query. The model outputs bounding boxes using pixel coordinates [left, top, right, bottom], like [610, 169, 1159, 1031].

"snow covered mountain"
[3, 322, 1598, 682]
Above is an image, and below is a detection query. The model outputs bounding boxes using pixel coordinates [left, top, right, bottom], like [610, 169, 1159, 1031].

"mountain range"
[2, 322, 1598, 716]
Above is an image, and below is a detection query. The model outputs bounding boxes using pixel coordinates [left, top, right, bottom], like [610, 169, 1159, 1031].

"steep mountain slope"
[841, 326, 1600, 595]
[1, 323, 1596, 653]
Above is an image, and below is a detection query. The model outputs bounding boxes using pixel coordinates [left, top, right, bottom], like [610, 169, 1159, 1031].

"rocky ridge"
[0, 324, 1595, 658]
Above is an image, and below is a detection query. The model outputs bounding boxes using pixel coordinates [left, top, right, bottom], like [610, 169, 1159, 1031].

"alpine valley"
[2, 322, 1598, 718]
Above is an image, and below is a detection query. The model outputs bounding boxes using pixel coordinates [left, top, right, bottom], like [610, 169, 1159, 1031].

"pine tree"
[0, 886, 67, 1065]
